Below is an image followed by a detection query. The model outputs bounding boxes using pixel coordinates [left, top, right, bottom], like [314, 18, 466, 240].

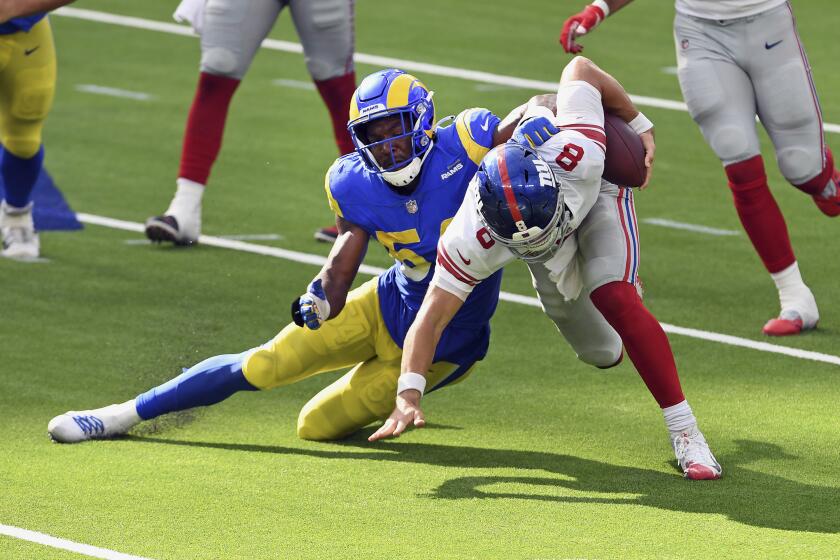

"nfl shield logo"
[406, 200, 418, 214]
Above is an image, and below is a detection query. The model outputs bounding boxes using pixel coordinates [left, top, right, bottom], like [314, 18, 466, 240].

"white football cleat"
[1, 200, 40, 259]
[48, 400, 142, 443]
[145, 178, 203, 246]
[671, 426, 722, 480]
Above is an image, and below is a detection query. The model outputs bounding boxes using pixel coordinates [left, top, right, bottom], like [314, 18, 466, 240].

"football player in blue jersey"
[47, 68, 558, 443]
[0, 11, 55, 259]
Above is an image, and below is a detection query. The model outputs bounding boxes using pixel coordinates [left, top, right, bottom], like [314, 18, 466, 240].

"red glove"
[559, 3, 608, 53]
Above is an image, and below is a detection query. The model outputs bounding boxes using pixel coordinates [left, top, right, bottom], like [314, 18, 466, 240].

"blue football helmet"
[474, 142, 571, 262]
[347, 69, 435, 186]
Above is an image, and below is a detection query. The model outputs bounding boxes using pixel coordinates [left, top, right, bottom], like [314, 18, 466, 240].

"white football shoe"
[48, 400, 142, 443]
[671, 426, 722, 480]
[1, 201, 40, 259]
[145, 178, 203, 246]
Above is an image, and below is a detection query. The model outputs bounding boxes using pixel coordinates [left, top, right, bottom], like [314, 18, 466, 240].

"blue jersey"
[326, 108, 503, 363]
[0, 14, 45, 35]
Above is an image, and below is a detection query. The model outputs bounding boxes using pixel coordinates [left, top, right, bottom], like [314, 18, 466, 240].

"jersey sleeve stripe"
[324, 163, 344, 218]
[496, 147, 525, 225]
[437, 244, 477, 286]
[559, 123, 604, 132]
[560, 125, 607, 152]
[455, 110, 492, 165]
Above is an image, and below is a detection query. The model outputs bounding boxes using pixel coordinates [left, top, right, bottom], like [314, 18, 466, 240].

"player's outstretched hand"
[559, 4, 607, 53]
[368, 390, 425, 441]
[639, 129, 655, 189]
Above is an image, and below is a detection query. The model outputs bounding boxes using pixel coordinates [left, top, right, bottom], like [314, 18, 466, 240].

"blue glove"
[513, 115, 560, 148]
[291, 279, 331, 330]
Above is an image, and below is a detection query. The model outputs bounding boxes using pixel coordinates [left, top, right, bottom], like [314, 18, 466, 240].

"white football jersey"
[675, 0, 786, 20]
[432, 80, 607, 301]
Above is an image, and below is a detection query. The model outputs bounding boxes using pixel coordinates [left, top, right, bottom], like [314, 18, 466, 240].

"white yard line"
[124, 233, 284, 244]
[75, 84, 154, 101]
[641, 218, 740, 236]
[77, 213, 840, 367]
[271, 78, 316, 91]
[53, 7, 840, 135]
[0, 524, 155, 560]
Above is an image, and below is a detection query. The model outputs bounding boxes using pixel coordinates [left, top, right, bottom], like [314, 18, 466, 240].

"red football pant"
[590, 281, 685, 408]
[178, 72, 241, 186]
[724, 155, 795, 274]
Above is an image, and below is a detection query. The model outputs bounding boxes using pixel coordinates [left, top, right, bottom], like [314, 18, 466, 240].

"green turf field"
[2, 1, 839, 558]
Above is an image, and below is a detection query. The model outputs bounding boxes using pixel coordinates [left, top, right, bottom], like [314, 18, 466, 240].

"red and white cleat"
[314, 225, 338, 243]
[812, 170, 840, 217]
[762, 309, 818, 337]
[671, 426, 722, 481]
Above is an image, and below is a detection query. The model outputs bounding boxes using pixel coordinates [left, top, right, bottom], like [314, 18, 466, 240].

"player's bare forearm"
[604, 0, 635, 14]
[493, 103, 528, 146]
[401, 286, 465, 376]
[527, 94, 557, 114]
[311, 216, 369, 318]
[561, 56, 638, 123]
[0, 0, 73, 20]
[368, 286, 464, 442]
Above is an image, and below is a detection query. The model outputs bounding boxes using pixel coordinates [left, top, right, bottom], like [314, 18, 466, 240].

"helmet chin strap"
[381, 140, 434, 187]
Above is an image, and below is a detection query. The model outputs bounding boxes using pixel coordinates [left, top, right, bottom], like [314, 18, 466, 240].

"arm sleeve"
[454, 108, 501, 164]
[555, 80, 605, 129]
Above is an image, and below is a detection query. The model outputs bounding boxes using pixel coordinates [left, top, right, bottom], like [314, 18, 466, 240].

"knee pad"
[297, 403, 345, 441]
[578, 346, 623, 369]
[708, 125, 753, 164]
[1, 134, 41, 159]
[200, 47, 241, 77]
[777, 146, 824, 186]
[241, 344, 290, 390]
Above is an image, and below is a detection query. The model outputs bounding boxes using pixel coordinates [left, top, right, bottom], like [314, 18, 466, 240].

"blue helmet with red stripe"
[347, 69, 435, 186]
[474, 142, 571, 262]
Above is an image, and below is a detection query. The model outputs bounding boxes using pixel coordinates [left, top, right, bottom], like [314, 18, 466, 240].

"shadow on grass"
[126, 435, 837, 534]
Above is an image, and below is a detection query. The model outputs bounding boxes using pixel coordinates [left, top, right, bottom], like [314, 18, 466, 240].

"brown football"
[603, 113, 647, 188]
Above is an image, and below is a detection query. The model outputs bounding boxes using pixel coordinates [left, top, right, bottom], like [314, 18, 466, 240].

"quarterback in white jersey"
[561, 0, 840, 337]
[370, 57, 722, 481]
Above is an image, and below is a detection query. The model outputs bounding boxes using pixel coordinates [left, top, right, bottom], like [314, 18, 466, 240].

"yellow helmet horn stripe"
[348, 93, 360, 122]
[386, 73, 422, 109]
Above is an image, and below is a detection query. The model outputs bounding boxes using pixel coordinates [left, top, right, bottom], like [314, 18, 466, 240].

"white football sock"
[116, 399, 142, 424]
[164, 178, 204, 240]
[166, 178, 204, 217]
[663, 400, 697, 434]
[770, 262, 818, 321]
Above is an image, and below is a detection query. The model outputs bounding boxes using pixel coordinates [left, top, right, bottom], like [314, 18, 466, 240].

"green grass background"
[1, 1, 839, 558]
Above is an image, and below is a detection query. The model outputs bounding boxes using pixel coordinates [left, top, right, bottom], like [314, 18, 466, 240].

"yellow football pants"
[0, 18, 55, 158]
[242, 278, 474, 440]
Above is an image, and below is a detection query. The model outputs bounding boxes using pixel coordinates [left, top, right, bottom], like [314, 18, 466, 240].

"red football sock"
[724, 155, 795, 274]
[178, 72, 241, 186]
[314, 71, 357, 156]
[792, 148, 835, 195]
[590, 282, 685, 408]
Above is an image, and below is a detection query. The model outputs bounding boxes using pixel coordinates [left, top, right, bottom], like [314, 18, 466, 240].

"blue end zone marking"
[0, 169, 82, 231]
